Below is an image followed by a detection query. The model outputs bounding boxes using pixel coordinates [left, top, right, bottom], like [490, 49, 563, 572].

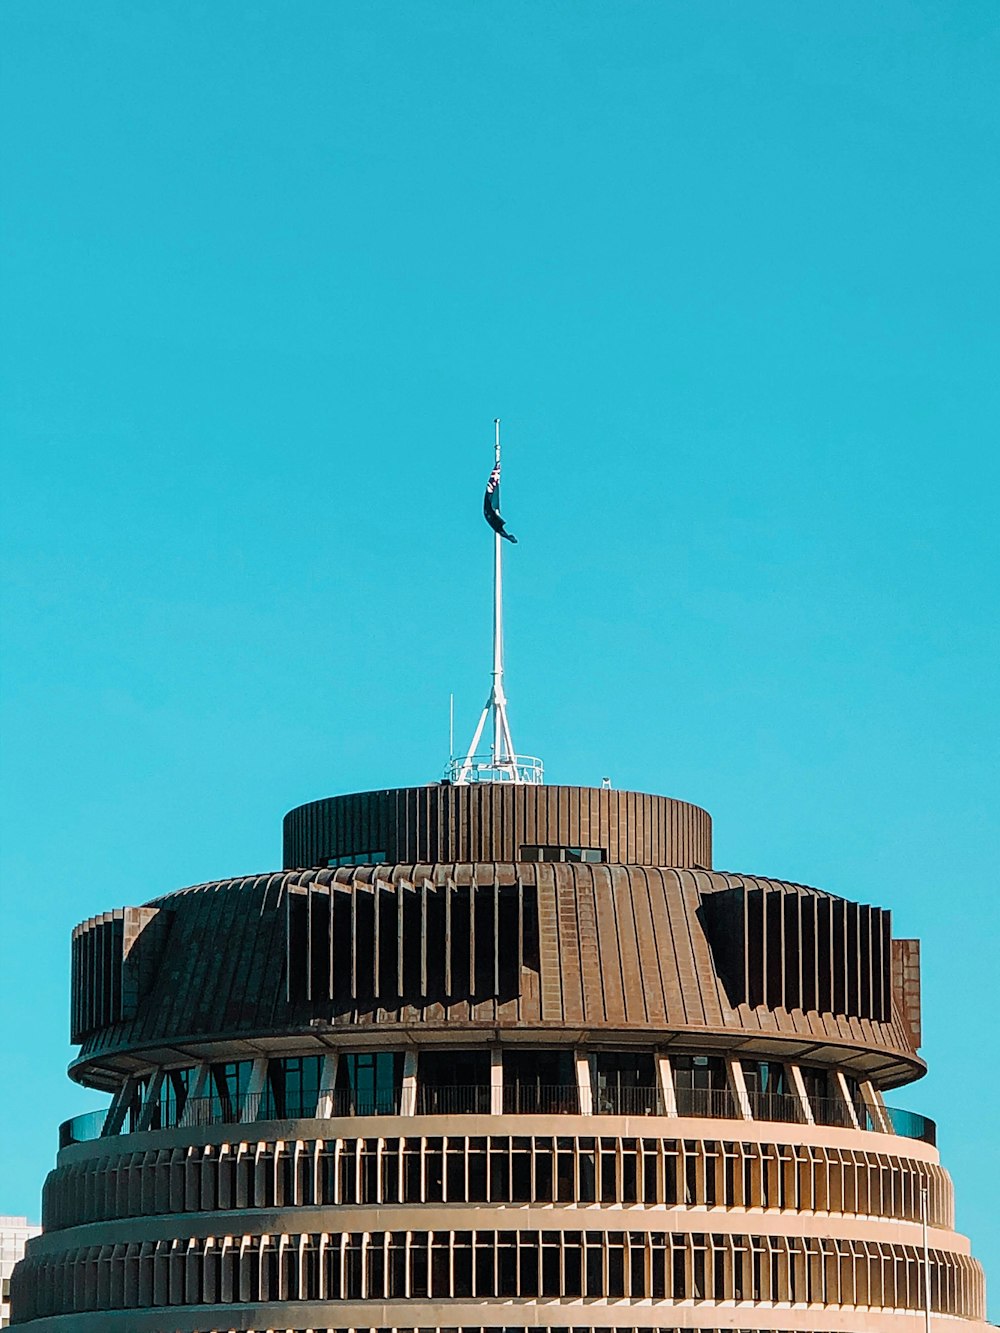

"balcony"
[58, 1087, 937, 1147]
[885, 1105, 936, 1145]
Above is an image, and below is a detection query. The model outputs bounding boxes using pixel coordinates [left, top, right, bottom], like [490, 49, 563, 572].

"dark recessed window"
[593, 1052, 659, 1115]
[264, 1055, 324, 1119]
[326, 850, 387, 867]
[519, 845, 606, 863]
[335, 1051, 402, 1115]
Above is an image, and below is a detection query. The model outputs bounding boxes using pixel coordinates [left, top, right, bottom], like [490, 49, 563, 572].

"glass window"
[800, 1065, 836, 1121]
[264, 1056, 323, 1118]
[210, 1061, 254, 1122]
[503, 1050, 577, 1113]
[326, 850, 387, 867]
[519, 844, 607, 862]
[335, 1052, 402, 1115]
[743, 1059, 787, 1096]
[742, 1059, 797, 1122]
[672, 1055, 733, 1117]
[593, 1052, 658, 1114]
[417, 1049, 490, 1114]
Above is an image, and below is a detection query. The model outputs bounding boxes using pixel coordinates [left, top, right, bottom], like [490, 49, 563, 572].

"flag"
[483, 464, 517, 543]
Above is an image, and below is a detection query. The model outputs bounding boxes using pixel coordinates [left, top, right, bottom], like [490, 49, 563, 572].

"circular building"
[10, 782, 989, 1331]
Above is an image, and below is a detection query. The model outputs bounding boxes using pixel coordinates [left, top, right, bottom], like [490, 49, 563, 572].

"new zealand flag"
[483, 464, 517, 543]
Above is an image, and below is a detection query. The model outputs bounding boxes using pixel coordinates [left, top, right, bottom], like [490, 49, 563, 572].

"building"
[1, 1218, 40, 1328]
[8, 780, 990, 1330]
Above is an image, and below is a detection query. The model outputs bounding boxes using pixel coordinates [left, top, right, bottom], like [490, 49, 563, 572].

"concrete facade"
[1, 1218, 40, 1328]
[9, 783, 990, 1330]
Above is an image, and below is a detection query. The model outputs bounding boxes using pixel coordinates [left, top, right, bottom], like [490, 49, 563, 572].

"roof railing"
[446, 753, 544, 785]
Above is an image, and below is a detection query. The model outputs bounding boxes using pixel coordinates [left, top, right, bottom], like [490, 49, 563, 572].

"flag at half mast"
[483, 463, 517, 543]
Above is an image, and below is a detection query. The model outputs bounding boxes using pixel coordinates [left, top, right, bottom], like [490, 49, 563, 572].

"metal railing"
[58, 1085, 938, 1147]
[447, 754, 544, 785]
[674, 1086, 739, 1119]
[414, 1084, 492, 1115]
[810, 1095, 861, 1129]
[744, 1089, 804, 1123]
[503, 1084, 581, 1114]
[592, 1085, 666, 1116]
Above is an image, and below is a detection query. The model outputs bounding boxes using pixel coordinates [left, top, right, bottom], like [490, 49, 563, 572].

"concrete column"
[316, 1053, 340, 1118]
[833, 1069, 861, 1130]
[656, 1052, 677, 1117]
[727, 1056, 753, 1121]
[178, 1063, 211, 1128]
[401, 1050, 418, 1115]
[788, 1063, 815, 1126]
[490, 1045, 504, 1115]
[860, 1078, 891, 1133]
[135, 1069, 165, 1131]
[575, 1051, 593, 1116]
[104, 1075, 140, 1135]
[240, 1058, 268, 1123]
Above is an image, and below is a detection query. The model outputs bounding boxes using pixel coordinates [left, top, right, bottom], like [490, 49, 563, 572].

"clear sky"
[1, 0, 997, 1312]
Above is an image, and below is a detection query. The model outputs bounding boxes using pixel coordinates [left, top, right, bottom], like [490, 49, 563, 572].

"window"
[417, 1050, 490, 1114]
[742, 1060, 798, 1123]
[673, 1055, 734, 1117]
[593, 1052, 659, 1114]
[326, 850, 387, 866]
[335, 1052, 402, 1115]
[210, 1061, 253, 1122]
[519, 844, 607, 862]
[265, 1056, 323, 1119]
[503, 1050, 577, 1113]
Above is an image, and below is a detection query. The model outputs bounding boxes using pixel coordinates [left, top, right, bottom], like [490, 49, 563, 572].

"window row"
[45, 1134, 952, 1233]
[98, 1052, 876, 1134]
[11, 1229, 985, 1321]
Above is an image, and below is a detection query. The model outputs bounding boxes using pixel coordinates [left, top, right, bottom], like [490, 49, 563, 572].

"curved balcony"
[886, 1104, 937, 1144]
[58, 1086, 937, 1148]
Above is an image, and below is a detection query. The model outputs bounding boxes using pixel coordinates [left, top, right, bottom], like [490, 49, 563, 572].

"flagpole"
[451, 418, 542, 786]
[492, 418, 503, 770]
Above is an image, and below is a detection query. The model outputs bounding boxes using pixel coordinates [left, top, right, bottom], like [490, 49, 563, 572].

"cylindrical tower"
[10, 783, 988, 1331]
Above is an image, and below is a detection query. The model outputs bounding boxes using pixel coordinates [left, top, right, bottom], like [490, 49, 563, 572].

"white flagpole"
[453, 418, 542, 785]
[492, 418, 504, 770]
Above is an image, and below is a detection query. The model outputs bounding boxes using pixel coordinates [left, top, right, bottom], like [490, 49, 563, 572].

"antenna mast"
[449, 420, 543, 785]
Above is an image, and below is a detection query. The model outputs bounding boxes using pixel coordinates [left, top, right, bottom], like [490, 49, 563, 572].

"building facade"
[10, 782, 989, 1330]
[2, 1218, 40, 1328]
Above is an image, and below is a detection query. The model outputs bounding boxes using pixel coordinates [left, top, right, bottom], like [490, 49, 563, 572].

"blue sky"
[1, 0, 997, 1311]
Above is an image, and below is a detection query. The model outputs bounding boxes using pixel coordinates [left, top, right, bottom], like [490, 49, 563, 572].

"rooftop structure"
[9, 426, 990, 1330]
[8, 779, 990, 1331]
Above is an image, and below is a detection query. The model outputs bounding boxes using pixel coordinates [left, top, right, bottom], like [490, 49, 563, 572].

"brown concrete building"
[9, 781, 989, 1331]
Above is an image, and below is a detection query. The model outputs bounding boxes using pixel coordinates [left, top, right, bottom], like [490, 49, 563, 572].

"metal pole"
[921, 1182, 932, 1333]
[491, 418, 503, 767]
